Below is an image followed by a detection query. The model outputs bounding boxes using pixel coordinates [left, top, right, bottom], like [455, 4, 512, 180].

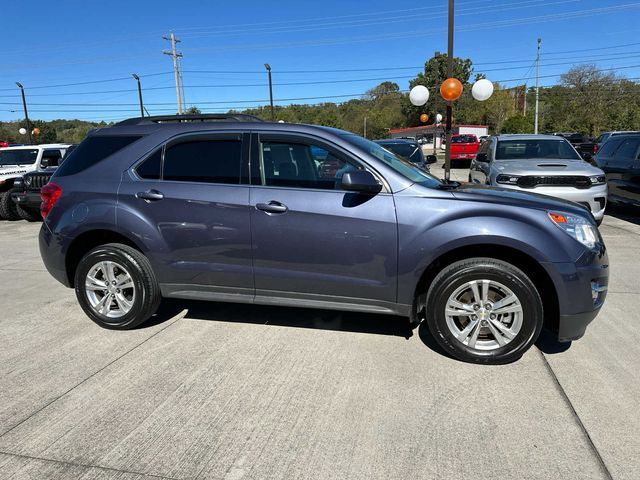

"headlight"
[590, 175, 606, 185]
[496, 174, 520, 185]
[548, 212, 599, 249]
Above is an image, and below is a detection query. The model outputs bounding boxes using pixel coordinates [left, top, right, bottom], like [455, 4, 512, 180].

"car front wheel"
[74, 243, 161, 329]
[425, 257, 543, 364]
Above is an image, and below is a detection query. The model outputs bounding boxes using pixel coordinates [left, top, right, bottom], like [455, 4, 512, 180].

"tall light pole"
[534, 38, 541, 134]
[15, 82, 33, 144]
[132, 74, 144, 117]
[264, 63, 274, 121]
[443, 0, 455, 184]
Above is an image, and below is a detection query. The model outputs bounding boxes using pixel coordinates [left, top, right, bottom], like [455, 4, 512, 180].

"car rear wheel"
[425, 257, 543, 364]
[74, 243, 161, 330]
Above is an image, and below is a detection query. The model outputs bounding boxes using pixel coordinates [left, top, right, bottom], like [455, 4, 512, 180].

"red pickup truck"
[449, 134, 479, 163]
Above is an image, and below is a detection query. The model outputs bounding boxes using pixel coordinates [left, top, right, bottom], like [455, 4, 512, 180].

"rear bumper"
[39, 222, 71, 287]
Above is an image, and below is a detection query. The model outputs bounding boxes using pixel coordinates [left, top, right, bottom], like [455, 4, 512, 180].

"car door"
[470, 138, 492, 184]
[607, 137, 640, 203]
[619, 140, 640, 205]
[117, 132, 254, 297]
[248, 132, 398, 310]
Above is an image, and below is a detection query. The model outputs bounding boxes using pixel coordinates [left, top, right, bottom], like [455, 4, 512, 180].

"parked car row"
[0, 143, 76, 220]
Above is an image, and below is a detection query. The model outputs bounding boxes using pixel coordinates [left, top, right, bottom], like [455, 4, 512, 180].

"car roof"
[375, 139, 417, 144]
[0, 143, 70, 150]
[495, 134, 565, 141]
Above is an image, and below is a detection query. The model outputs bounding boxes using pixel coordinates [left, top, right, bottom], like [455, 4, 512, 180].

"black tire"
[74, 243, 161, 330]
[16, 203, 41, 222]
[0, 190, 20, 221]
[425, 257, 543, 364]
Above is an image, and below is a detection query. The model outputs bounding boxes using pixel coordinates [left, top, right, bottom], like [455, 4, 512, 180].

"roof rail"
[114, 114, 265, 126]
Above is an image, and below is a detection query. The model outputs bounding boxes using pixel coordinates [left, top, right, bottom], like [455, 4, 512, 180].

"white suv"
[0, 144, 71, 220]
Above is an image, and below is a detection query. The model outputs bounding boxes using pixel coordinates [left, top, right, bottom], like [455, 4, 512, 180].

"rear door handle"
[256, 201, 288, 214]
[136, 189, 164, 202]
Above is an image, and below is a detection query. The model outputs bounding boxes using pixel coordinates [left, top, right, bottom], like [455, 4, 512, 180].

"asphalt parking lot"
[0, 206, 639, 479]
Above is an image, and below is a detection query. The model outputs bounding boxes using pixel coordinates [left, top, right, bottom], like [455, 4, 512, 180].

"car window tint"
[55, 136, 142, 176]
[136, 149, 162, 180]
[163, 140, 242, 184]
[42, 149, 63, 167]
[614, 138, 640, 160]
[597, 138, 620, 157]
[260, 141, 359, 190]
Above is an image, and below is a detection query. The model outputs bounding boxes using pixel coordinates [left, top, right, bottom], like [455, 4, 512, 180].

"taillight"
[40, 182, 62, 219]
[593, 144, 598, 154]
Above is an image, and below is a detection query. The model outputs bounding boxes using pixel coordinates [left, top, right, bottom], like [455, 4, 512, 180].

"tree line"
[1, 54, 639, 144]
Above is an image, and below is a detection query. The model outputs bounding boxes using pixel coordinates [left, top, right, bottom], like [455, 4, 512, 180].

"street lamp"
[15, 82, 33, 144]
[264, 63, 274, 121]
[132, 74, 144, 117]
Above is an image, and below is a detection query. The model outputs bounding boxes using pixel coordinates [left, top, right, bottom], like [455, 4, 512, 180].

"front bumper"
[11, 190, 41, 209]
[542, 245, 609, 342]
[493, 183, 608, 220]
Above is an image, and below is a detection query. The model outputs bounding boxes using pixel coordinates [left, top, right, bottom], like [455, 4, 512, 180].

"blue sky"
[1, 0, 639, 122]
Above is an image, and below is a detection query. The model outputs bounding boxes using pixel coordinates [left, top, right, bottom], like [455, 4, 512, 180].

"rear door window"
[614, 138, 640, 161]
[55, 135, 141, 176]
[163, 139, 242, 184]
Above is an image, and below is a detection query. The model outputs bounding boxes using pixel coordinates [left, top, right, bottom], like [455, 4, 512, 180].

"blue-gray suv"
[39, 114, 609, 364]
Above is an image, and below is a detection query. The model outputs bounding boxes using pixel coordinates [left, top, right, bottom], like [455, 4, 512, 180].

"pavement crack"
[537, 350, 614, 480]
[0, 450, 182, 480]
[0, 315, 183, 440]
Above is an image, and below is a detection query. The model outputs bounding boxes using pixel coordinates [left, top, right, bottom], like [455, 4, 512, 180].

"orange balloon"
[420, 113, 429, 123]
[32, 127, 40, 135]
[440, 78, 463, 101]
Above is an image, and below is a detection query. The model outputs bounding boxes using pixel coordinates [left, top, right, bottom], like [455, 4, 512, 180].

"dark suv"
[594, 133, 640, 208]
[39, 115, 609, 364]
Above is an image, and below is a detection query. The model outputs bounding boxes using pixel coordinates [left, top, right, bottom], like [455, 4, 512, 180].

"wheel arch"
[413, 243, 559, 332]
[65, 229, 144, 288]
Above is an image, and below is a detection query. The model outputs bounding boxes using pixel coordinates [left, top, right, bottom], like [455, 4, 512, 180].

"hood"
[492, 158, 603, 176]
[450, 183, 592, 218]
[0, 165, 31, 178]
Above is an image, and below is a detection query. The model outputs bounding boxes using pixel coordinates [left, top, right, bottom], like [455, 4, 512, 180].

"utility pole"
[132, 74, 144, 117]
[534, 38, 541, 134]
[15, 82, 33, 144]
[264, 64, 274, 121]
[364, 116, 367, 138]
[178, 57, 187, 111]
[433, 51, 438, 156]
[163, 33, 183, 115]
[444, 0, 454, 183]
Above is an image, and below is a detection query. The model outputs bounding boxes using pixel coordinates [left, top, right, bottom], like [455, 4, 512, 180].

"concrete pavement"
[0, 215, 638, 479]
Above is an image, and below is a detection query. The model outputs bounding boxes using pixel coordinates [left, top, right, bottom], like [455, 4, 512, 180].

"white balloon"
[436, 113, 443, 123]
[472, 79, 494, 101]
[18, 127, 27, 135]
[409, 85, 429, 106]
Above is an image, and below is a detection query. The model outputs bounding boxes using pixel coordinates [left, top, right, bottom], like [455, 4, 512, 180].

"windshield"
[495, 139, 581, 161]
[451, 135, 476, 143]
[379, 143, 423, 164]
[0, 149, 38, 166]
[342, 134, 441, 188]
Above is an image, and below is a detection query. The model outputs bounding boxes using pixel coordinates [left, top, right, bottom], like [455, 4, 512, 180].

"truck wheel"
[74, 243, 161, 330]
[0, 190, 20, 221]
[16, 204, 41, 222]
[425, 257, 543, 364]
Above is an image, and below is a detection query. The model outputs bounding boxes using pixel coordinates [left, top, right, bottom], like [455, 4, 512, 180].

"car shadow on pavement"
[535, 329, 572, 354]
[145, 298, 416, 339]
[606, 204, 640, 226]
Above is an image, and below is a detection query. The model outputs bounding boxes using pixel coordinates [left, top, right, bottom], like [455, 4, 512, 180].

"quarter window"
[259, 141, 359, 190]
[163, 140, 242, 184]
[136, 150, 162, 180]
[614, 138, 640, 160]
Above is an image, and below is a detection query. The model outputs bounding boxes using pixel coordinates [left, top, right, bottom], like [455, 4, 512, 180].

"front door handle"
[136, 189, 164, 202]
[256, 201, 288, 214]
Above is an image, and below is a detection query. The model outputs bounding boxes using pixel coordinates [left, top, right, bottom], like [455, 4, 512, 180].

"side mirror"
[580, 151, 593, 161]
[40, 158, 49, 168]
[475, 153, 488, 162]
[425, 154, 437, 164]
[341, 170, 382, 194]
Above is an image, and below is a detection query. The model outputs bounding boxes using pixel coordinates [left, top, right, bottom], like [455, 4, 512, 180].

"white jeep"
[0, 144, 71, 220]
